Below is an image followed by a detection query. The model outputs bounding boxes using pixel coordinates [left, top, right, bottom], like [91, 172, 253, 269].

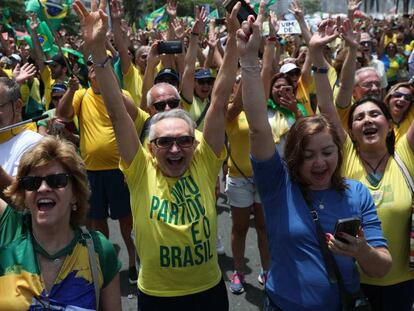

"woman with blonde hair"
[0, 136, 121, 310]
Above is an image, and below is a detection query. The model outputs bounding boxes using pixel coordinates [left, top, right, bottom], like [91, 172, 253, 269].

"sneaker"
[216, 235, 225, 255]
[229, 271, 245, 294]
[258, 270, 268, 286]
[128, 266, 138, 285]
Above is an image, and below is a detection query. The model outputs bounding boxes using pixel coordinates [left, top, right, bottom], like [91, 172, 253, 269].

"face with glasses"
[194, 78, 214, 100]
[388, 86, 413, 122]
[149, 118, 196, 177]
[353, 70, 382, 101]
[149, 85, 182, 115]
[21, 160, 76, 228]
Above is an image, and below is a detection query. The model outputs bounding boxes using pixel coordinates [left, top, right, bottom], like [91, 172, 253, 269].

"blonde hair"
[4, 136, 90, 226]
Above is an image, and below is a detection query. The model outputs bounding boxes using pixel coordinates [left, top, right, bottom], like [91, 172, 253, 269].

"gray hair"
[146, 82, 180, 109]
[148, 109, 196, 141]
[0, 77, 21, 103]
[355, 67, 380, 85]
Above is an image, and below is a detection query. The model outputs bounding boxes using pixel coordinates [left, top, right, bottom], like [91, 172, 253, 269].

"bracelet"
[311, 65, 329, 74]
[267, 36, 277, 42]
[93, 56, 111, 68]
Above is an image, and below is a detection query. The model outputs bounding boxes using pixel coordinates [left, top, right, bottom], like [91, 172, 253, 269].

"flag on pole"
[25, 19, 58, 55]
[141, 6, 169, 30]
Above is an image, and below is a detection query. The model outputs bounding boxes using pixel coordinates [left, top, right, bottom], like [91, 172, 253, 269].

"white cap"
[280, 62, 299, 74]
[9, 53, 22, 63]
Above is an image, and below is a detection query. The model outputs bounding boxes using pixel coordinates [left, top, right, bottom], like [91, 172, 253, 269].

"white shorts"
[225, 175, 261, 208]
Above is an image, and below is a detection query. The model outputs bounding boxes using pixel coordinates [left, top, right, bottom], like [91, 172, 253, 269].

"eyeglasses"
[153, 98, 180, 111]
[150, 136, 195, 149]
[359, 81, 381, 89]
[360, 41, 371, 47]
[18, 173, 71, 191]
[196, 79, 215, 86]
[392, 91, 413, 102]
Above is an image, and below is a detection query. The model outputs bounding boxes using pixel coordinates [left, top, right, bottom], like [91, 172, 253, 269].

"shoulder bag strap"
[394, 153, 414, 193]
[80, 226, 100, 309]
[224, 133, 252, 183]
[195, 99, 210, 128]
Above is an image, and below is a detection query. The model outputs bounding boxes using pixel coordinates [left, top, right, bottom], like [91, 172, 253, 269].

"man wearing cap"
[30, 18, 69, 111]
[56, 57, 147, 285]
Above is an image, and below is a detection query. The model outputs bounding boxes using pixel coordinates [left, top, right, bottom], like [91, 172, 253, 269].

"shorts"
[225, 175, 261, 208]
[87, 169, 131, 220]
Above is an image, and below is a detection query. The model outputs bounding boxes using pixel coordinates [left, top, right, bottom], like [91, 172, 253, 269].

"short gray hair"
[0, 77, 21, 103]
[146, 82, 180, 109]
[355, 67, 379, 85]
[148, 109, 196, 141]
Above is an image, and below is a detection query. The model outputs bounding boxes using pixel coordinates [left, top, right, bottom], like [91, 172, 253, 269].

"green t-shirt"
[0, 206, 121, 310]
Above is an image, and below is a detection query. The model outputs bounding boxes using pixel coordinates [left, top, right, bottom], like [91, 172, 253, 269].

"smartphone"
[334, 217, 361, 243]
[157, 41, 183, 55]
[215, 18, 226, 25]
[223, 0, 257, 24]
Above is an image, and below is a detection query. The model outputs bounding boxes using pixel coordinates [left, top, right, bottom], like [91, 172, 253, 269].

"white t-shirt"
[0, 130, 42, 176]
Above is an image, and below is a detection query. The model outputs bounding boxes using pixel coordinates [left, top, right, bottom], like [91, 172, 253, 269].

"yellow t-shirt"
[40, 66, 54, 111]
[123, 65, 143, 107]
[182, 96, 209, 132]
[121, 137, 226, 297]
[394, 105, 414, 144]
[226, 112, 253, 178]
[72, 88, 148, 170]
[341, 135, 414, 286]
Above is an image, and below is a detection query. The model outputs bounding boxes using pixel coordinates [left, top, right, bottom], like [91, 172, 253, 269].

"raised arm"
[110, 0, 132, 75]
[309, 19, 346, 144]
[237, 6, 274, 161]
[56, 76, 78, 120]
[290, 0, 312, 45]
[28, 13, 46, 73]
[335, 18, 360, 109]
[140, 41, 160, 112]
[262, 12, 278, 98]
[73, 0, 139, 165]
[180, 7, 206, 102]
[203, 3, 240, 156]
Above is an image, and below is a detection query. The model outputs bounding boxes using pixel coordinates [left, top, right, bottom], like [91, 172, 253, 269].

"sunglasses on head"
[196, 79, 214, 86]
[150, 136, 195, 149]
[392, 91, 413, 102]
[153, 98, 180, 111]
[18, 173, 71, 191]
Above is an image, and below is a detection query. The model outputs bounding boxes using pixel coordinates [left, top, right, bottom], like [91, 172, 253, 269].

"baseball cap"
[52, 83, 68, 93]
[155, 68, 180, 84]
[195, 68, 215, 80]
[9, 53, 22, 63]
[280, 63, 300, 74]
[44, 54, 66, 67]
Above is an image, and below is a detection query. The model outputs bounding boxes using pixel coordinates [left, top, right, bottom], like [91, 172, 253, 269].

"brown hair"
[4, 136, 90, 226]
[284, 115, 347, 191]
[384, 82, 414, 120]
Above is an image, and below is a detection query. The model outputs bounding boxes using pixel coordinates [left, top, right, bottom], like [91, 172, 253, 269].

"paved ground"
[109, 196, 265, 311]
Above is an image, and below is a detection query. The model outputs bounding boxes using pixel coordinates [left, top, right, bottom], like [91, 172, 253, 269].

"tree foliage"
[302, 0, 321, 14]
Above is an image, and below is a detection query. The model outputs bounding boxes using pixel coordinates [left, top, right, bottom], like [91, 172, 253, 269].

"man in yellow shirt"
[74, 0, 240, 307]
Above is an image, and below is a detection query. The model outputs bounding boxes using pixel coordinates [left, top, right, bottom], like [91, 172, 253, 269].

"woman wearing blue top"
[236, 9, 392, 311]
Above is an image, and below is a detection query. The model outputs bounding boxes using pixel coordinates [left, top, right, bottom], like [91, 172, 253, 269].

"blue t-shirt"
[251, 149, 387, 311]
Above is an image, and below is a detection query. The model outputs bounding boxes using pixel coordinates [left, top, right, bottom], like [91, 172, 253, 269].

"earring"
[71, 203, 78, 211]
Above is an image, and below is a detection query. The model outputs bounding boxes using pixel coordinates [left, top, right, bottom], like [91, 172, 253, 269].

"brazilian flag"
[25, 0, 73, 30]
[24, 19, 58, 55]
[139, 6, 169, 31]
[253, 0, 277, 13]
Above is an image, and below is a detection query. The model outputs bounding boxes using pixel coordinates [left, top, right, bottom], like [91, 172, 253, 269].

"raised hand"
[269, 11, 279, 37]
[226, 2, 241, 36]
[236, 15, 261, 59]
[339, 18, 360, 49]
[171, 18, 187, 40]
[192, 6, 207, 35]
[289, 0, 304, 21]
[147, 41, 160, 66]
[309, 19, 339, 49]
[73, 0, 108, 50]
[348, 0, 363, 18]
[29, 12, 39, 31]
[109, 0, 123, 21]
[13, 63, 37, 84]
[166, 0, 177, 21]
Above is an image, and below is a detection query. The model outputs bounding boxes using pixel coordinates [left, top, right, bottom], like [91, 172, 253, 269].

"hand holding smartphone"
[334, 217, 361, 244]
[223, 0, 257, 23]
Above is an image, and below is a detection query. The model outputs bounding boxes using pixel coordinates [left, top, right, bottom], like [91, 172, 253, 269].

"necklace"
[312, 192, 327, 210]
[32, 230, 78, 265]
[361, 153, 388, 175]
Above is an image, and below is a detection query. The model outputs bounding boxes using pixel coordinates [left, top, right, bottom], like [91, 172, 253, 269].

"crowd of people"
[1, 0, 414, 309]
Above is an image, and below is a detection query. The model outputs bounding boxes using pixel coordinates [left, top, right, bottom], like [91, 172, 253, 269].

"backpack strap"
[80, 226, 100, 309]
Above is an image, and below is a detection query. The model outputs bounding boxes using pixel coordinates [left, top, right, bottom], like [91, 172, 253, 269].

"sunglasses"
[392, 91, 413, 102]
[153, 98, 180, 111]
[360, 41, 371, 47]
[196, 79, 214, 86]
[150, 136, 195, 149]
[18, 173, 71, 191]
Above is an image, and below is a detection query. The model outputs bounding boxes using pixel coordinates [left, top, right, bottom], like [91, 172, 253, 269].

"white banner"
[277, 20, 301, 35]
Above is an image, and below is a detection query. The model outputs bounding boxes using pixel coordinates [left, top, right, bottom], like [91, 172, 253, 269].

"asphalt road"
[109, 196, 265, 311]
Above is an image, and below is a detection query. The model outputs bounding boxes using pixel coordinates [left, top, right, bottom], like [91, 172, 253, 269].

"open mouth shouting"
[37, 198, 56, 212]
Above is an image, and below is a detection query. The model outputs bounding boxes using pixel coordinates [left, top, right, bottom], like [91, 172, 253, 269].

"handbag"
[393, 153, 414, 271]
[301, 189, 371, 311]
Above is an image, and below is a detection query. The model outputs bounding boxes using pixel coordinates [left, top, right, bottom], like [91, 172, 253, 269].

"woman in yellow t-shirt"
[313, 24, 414, 310]
[383, 82, 414, 143]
